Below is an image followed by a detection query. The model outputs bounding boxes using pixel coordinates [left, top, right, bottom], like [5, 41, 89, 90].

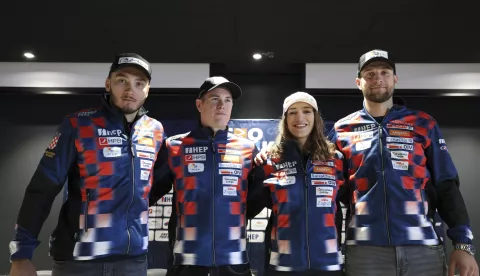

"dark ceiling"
[1, 0, 478, 73]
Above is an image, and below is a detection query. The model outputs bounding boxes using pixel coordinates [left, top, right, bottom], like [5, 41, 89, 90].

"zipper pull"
[211, 138, 215, 153]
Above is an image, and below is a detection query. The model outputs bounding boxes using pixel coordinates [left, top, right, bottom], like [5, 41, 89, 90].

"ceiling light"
[41, 91, 73, 95]
[442, 92, 475, 97]
[24, 52, 35, 59]
[252, 53, 262, 60]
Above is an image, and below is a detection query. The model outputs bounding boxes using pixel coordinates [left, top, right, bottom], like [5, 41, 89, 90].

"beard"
[362, 87, 394, 103]
[110, 93, 145, 114]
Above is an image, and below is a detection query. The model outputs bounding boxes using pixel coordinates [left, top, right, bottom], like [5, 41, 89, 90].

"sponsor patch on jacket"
[356, 141, 372, 151]
[311, 179, 336, 186]
[188, 163, 204, 173]
[136, 145, 156, 153]
[140, 159, 153, 169]
[386, 124, 414, 131]
[140, 170, 150, 180]
[352, 131, 373, 141]
[138, 137, 154, 146]
[222, 176, 238, 185]
[386, 137, 413, 144]
[392, 160, 409, 170]
[316, 197, 332, 207]
[137, 152, 155, 160]
[103, 147, 122, 158]
[97, 128, 122, 137]
[185, 154, 206, 162]
[99, 137, 123, 146]
[219, 162, 242, 169]
[311, 174, 335, 180]
[387, 143, 413, 151]
[312, 161, 334, 167]
[313, 166, 334, 174]
[219, 169, 242, 176]
[221, 154, 240, 163]
[316, 186, 334, 196]
[134, 130, 154, 137]
[264, 176, 296, 186]
[223, 186, 237, 196]
[218, 149, 242, 155]
[389, 129, 412, 137]
[185, 146, 208, 154]
[391, 151, 409, 160]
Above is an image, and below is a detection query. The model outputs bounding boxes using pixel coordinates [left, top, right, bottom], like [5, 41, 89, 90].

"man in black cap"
[10, 53, 166, 276]
[328, 49, 478, 276]
[150, 76, 265, 276]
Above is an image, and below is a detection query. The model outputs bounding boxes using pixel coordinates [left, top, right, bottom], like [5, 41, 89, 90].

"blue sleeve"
[425, 122, 474, 245]
[10, 117, 76, 261]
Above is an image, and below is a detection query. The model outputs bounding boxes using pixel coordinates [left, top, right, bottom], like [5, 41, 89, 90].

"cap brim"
[111, 64, 151, 80]
[207, 82, 242, 99]
[360, 57, 395, 74]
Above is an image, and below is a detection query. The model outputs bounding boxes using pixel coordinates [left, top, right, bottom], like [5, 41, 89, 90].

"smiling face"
[196, 87, 233, 130]
[105, 66, 150, 114]
[285, 102, 315, 145]
[356, 61, 398, 103]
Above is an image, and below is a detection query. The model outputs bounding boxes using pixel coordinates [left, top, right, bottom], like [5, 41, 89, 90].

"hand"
[10, 259, 38, 276]
[254, 149, 269, 166]
[448, 249, 479, 276]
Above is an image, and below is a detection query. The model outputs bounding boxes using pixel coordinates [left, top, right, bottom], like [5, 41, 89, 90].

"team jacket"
[150, 126, 261, 267]
[9, 95, 165, 261]
[329, 104, 474, 246]
[254, 140, 346, 272]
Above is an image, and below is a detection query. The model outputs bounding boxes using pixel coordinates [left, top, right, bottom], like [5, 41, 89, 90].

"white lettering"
[386, 137, 413, 144]
[185, 147, 209, 154]
[97, 128, 122, 137]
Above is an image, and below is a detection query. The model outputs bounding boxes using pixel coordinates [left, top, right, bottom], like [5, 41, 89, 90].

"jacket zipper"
[299, 155, 311, 269]
[378, 126, 391, 245]
[211, 137, 216, 266]
[84, 189, 91, 232]
[124, 121, 135, 254]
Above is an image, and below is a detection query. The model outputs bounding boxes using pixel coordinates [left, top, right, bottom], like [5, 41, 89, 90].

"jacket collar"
[101, 93, 148, 121]
[189, 121, 229, 140]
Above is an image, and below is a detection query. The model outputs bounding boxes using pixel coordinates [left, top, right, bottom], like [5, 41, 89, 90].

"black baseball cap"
[198, 76, 242, 99]
[109, 53, 152, 81]
[357, 49, 396, 77]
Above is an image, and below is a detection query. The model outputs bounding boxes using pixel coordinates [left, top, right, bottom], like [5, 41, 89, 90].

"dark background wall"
[1, 72, 479, 273]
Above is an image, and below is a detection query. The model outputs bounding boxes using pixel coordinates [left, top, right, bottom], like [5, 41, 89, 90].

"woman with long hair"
[251, 92, 347, 276]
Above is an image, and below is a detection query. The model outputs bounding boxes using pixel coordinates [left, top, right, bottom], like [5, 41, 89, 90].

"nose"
[373, 73, 383, 84]
[216, 99, 226, 109]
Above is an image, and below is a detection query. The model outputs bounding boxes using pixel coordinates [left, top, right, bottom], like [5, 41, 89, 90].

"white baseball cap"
[282, 92, 318, 115]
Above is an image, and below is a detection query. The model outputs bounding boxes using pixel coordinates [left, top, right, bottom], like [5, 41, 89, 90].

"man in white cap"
[328, 49, 478, 276]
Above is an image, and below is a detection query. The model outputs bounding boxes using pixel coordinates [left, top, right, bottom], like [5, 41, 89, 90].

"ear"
[105, 78, 111, 92]
[144, 84, 150, 99]
[195, 99, 202, 113]
[394, 75, 398, 84]
[355, 78, 362, 90]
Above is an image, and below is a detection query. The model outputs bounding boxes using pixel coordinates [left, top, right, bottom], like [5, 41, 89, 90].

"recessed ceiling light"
[24, 52, 35, 59]
[252, 53, 262, 60]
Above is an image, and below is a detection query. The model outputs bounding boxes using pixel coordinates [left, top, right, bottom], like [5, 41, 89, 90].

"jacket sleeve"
[246, 147, 272, 219]
[150, 139, 174, 206]
[10, 117, 77, 261]
[425, 121, 473, 245]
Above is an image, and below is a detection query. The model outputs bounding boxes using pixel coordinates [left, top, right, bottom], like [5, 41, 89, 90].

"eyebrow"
[364, 65, 392, 71]
[114, 73, 147, 82]
[208, 94, 232, 99]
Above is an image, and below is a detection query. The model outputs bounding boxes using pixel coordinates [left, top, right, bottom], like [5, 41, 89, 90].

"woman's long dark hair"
[270, 110, 335, 161]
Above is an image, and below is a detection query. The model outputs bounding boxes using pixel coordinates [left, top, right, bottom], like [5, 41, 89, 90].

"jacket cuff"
[447, 225, 474, 245]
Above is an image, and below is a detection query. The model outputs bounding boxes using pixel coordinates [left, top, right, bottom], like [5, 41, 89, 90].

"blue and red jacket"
[329, 104, 474, 246]
[150, 126, 261, 267]
[254, 140, 346, 272]
[9, 95, 165, 261]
